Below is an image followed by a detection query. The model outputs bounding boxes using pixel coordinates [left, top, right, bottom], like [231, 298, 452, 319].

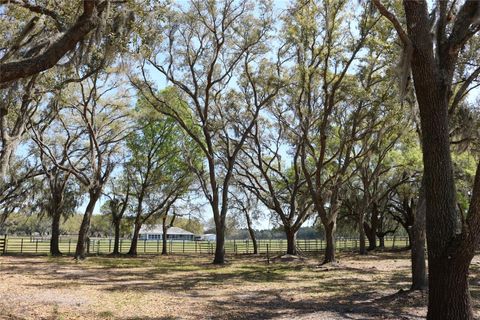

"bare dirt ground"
[0, 251, 479, 320]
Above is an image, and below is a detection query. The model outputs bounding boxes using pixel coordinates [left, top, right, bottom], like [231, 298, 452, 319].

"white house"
[138, 225, 196, 241]
[199, 233, 216, 241]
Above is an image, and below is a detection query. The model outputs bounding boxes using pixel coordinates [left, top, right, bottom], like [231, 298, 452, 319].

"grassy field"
[1, 236, 410, 255]
[0, 251, 478, 319]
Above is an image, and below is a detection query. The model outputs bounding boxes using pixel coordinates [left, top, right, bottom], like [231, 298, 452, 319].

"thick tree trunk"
[162, 216, 168, 255]
[322, 221, 336, 264]
[128, 223, 141, 256]
[363, 222, 376, 251]
[213, 220, 225, 264]
[112, 220, 121, 255]
[50, 210, 62, 256]
[427, 256, 474, 320]
[245, 212, 258, 254]
[285, 228, 297, 255]
[403, 1, 475, 317]
[74, 190, 100, 259]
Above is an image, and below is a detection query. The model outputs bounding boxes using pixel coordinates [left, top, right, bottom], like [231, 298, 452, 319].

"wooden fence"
[0, 236, 410, 255]
[0, 235, 6, 255]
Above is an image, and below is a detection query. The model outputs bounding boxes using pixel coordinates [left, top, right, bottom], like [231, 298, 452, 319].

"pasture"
[1, 252, 479, 320]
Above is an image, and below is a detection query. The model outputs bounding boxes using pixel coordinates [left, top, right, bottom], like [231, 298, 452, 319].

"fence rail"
[0, 236, 410, 256]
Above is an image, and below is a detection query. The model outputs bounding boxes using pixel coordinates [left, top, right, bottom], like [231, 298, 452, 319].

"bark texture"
[323, 221, 336, 264]
[402, 1, 480, 318]
[74, 189, 101, 259]
[285, 228, 297, 255]
[128, 223, 141, 256]
[411, 181, 427, 290]
[50, 210, 62, 256]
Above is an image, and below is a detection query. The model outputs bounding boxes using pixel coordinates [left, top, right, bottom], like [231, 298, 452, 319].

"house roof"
[139, 225, 195, 235]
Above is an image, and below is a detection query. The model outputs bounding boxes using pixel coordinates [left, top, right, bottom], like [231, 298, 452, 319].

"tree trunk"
[112, 220, 121, 255]
[405, 227, 413, 250]
[213, 221, 225, 264]
[358, 214, 367, 255]
[50, 210, 62, 256]
[378, 235, 385, 248]
[245, 211, 258, 254]
[411, 184, 427, 290]
[74, 190, 100, 259]
[403, 1, 474, 316]
[322, 221, 336, 264]
[427, 256, 473, 320]
[363, 221, 376, 251]
[0, 142, 14, 182]
[162, 215, 168, 255]
[128, 223, 141, 256]
[285, 227, 297, 255]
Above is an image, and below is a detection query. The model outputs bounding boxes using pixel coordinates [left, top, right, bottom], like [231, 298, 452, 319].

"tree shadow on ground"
[2, 253, 480, 319]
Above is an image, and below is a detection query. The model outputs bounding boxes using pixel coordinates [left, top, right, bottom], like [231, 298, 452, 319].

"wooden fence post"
[266, 243, 270, 264]
[1, 235, 6, 254]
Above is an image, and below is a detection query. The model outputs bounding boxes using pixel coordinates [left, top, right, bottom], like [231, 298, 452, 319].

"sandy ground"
[0, 251, 479, 320]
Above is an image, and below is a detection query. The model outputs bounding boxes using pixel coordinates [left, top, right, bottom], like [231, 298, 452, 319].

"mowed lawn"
[0, 252, 479, 320]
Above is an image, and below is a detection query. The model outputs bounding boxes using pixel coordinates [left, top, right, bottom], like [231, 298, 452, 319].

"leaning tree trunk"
[411, 183, 427, 290]
[162, 215, 168, 255]
[285, 227, 297, 255]
[245, 211, 258, 254]
[112, 219, 121, 255]
[50, 209, 62, 256]
[323, 221, 336, 264]
[0, 141, 15, 181]
[74, 190, 100, 259]
[128, 223, 141, 256]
